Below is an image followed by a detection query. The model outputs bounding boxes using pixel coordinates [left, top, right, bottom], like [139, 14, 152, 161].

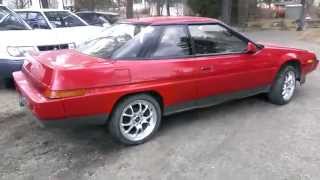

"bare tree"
[15, 0, 31, 8]
[126, 0, 134, 18]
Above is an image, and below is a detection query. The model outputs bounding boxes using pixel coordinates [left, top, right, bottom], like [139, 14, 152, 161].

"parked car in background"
[0, 7, 104, 86]
[14, 17, 318, 145]
[76, 11, 120, 26]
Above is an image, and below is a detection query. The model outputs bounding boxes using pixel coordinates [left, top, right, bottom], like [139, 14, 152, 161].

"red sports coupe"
[14, 16, 318, 145]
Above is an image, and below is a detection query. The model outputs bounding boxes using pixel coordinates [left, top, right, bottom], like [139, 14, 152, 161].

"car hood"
[262, 42, 308, 52]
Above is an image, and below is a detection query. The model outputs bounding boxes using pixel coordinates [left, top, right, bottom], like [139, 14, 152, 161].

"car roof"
[14, 9, 70, 12]
[124, 16, 219, 25]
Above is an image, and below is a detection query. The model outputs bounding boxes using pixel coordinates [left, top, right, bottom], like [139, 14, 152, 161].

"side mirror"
[246, 42, 258, 54]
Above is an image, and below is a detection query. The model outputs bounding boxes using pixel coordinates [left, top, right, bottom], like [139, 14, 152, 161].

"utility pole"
[222, 0, 232, 24]
[297, 0, 306, 31]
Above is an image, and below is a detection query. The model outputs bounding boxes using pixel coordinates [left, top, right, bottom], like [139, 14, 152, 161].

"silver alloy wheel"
[282, 70, 296, 101]
[119, 100, 157, 142]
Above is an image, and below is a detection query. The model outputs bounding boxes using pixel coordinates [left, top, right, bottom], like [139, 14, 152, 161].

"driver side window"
[188, 24, 248, 55]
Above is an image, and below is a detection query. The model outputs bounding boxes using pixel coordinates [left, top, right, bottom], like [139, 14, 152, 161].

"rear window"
[77, 23, 147, 59]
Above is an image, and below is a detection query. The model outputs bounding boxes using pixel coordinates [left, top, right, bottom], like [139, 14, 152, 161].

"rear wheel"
[268, 66, 297, 105]
[108, 94, 161, 145]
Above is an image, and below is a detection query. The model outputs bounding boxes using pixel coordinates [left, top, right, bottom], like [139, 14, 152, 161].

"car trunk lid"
[22, 49, 125, 93]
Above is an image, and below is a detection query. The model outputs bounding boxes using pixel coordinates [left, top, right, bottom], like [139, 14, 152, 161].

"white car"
[0, 6, 103, 85]
[15, 9, 104, 45]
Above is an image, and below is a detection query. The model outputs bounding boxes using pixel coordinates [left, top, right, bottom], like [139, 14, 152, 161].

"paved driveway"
[0, 30, 319, 180]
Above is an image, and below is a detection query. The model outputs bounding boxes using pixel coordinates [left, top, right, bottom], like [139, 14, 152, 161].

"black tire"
[268, 65, 297, 105]
[108, 94, 162, 145]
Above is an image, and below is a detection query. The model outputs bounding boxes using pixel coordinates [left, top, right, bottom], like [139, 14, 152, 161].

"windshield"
[77, 23, 149, 59]
[0, 6, 29, 30]
[44, 11, 87, 28]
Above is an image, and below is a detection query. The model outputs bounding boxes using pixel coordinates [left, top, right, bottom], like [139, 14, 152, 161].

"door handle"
[200, 66, 212, 72]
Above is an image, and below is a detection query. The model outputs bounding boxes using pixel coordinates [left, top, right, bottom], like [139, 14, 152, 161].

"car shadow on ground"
[46, 93, 271, 152]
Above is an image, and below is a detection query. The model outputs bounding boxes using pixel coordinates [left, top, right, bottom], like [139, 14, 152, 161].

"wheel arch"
[110, 90, 164, 117]
[278, 59, 302, 81]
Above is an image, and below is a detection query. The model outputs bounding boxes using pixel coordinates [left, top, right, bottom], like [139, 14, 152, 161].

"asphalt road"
[0, 30, 320, 180]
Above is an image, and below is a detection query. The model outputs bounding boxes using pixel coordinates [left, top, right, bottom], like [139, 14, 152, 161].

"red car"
[14, 16, 318, 145]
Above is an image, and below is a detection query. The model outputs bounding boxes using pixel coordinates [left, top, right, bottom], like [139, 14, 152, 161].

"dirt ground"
[300, 28, 320, 44]
[1, 30, 320, 180]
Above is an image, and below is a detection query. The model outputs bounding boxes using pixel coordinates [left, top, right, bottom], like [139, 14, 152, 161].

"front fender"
[279, 53, 300, 66]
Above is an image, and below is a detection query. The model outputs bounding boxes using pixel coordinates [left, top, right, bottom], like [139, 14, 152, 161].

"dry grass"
[247, 19, 297, 31]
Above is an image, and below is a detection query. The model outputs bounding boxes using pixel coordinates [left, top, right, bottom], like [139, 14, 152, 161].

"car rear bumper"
[13, 71, 108, 127]
[0, 59, 24, 79]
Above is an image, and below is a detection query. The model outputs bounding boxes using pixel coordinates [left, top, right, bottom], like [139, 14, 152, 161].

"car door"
[187, 24, 275, 102]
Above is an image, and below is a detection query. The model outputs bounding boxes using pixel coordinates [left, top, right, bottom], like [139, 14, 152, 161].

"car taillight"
[43, 89, 86, 99]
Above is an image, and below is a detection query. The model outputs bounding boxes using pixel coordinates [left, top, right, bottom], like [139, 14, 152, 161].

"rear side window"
[78, 13, 108, 26]
[44, 11, 86, 28]
[188, 24, 247, 55]
[151, 25, 191, 58]
[18, 12, 50, 29]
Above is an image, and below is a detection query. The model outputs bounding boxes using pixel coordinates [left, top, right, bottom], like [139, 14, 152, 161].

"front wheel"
[268, 66, 297, 105]
[108, 94, 162, 145]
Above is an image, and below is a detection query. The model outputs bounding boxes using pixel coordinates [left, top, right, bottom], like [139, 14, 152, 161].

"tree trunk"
[156, 0, 161, 16]
[221, 0, 232, 24]
[126, 0, 134, 18]
[248, 0, 257, 19]
[74, 0, 95, 11]
[237, 0, 249, 27]
[297, 0, 306, 31]
[267, 0, 272, 6]
[40, 0, 49, 8]
[166, 0, 170, 16]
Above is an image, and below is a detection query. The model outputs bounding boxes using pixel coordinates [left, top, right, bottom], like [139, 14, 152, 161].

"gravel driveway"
[0, 30, 320, 180]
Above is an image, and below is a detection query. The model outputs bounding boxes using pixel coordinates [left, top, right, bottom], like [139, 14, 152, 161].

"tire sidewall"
[269, 66, 297, 105]
[109, 94, 162, 145]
